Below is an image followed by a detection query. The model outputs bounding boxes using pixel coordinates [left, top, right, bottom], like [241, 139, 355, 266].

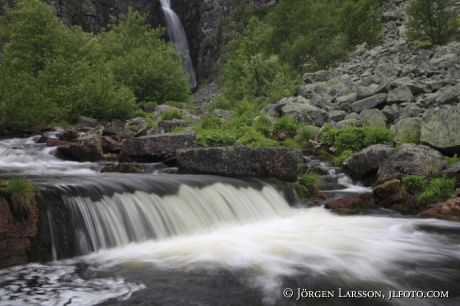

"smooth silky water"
[1, 136, 460, 306]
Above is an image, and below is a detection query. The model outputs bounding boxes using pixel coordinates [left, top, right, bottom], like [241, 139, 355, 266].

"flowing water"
[1, 136, 460, 306]
[160, 0, 197, 88]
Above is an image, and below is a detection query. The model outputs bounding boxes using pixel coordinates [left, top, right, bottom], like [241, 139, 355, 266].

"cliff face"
[42, 0, 277, 82]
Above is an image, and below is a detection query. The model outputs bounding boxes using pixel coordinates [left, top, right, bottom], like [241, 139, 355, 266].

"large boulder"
[100, 163, 144, 173]
[103, 121, 135, 139]
[281, 102, 328, 126]
[152, 105, 200, 122]
[443, 162, 460, 183]
[343, 144, 394, 179]
[57, 134, 104, 161]
[420, 105, 460, 154]
[176, 146, 304, 182]
[349, 93, 388, 113]
[376, 144, 448, 184]
[418, 197, 460, 221]
[391, 117, 421, 144]
[119, 132, 196, 163]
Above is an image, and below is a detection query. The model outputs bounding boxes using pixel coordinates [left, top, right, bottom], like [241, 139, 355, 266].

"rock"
[400, 104, 423, 118]
[36, 135, 48, 144]
[59, 129, 80, 142]
[359, 109, 387, 126]
[158, 119, 190, 132]
[0, 197, 39, 269]
[146, 127, 165, 136]
[104, 121, 135, 139]
[374, 63, 401, 77]
[309, 93, 335, 110]
[176, 146, 304, 182]
[125, 117, 147, 129]
[100, 163, 144, 173]
[420, 105, 460, 154]
[350, 93, 388, 113]
[77, 116, 97, 128]
[119, 132, 196, 163]
[434, 84, 460, 104]
[281, 102, 328, 126]
[212, 109, 233, 119]
[382, 104, 400, 123]
[430, 53, 459, 70]
[193, 81, 220, 108]
[417, 197, 460, 221]
[343, 144, 394, 179]
[335, 92, 358, 110]
[391, 77, 427, 94]
[45, 138, 70, 147]
[152, 105, 200, 122]
[329, 110, 347, 122]
[372, 179, 400, 200]
[325, 193, 375, 209]
[376, 144, 448, 184]
[392, 117, 421, 144]
[387, 85, 413, 104]
[443, 162, 460, 182]
[134, 127, 149, 137]
[58, 134, 105, 161]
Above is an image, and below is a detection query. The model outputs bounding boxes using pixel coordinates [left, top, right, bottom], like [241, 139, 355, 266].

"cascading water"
[1, 135, 460, 306]
[160, 0, 197, 88]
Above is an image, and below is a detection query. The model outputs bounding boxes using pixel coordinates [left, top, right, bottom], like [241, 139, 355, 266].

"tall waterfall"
[160, 0, 197, 88]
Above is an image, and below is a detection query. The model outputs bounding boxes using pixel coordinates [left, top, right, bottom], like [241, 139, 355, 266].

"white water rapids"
[0, 136, 460, 306]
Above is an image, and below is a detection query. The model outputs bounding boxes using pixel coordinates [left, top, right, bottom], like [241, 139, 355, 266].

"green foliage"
[172, 127, 186, 133]
[196, 130, 237, 147]
[295, 125, 317, 147]
[417, 176, 456, 205]
[164, 101, 184, 108]
[0, 178, 37, 217]
[282, 138, 302, 149]
[445, 154, 460, 166]
[362, 125, 395, 147]
[200, 114, 222, 129]
[397, 125, 421, 147]
[410, 40, 433, 50]
[406, 0, 459, 44]
[161, 110, 183, 120]
[273, 116, 299, 137]
[332, 150, 353, 166]
[237, 126, 279, 147]
[0, 0, 190, 131]
[254, 116, 272, 137]
[321, 125, 394, 153]
[299, 170, 321, 187]
[402, 175, 427, 194]
[126, 125, 139, 132]
[133, 110, 157, 128]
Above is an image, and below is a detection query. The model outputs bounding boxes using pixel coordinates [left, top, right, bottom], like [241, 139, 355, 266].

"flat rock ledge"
[176, 146, 304, 182]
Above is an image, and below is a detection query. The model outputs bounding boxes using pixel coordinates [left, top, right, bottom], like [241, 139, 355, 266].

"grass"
[402, 175, 426, 194]
[295, 125, 316, 147]
[126, 124, 139, 132]
[417, 176, 456, 205]
[0, 178, 37, 218]
[273, 116, 299, 137]
[445, 153, 460, 166]
[332, 150, 353, 166]
[161, 109, 184, 121]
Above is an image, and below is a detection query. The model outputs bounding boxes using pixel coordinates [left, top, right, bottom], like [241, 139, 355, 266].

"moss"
[331, 207, 369, 215]
[288, 182, 310, 199]
[0, 178, 39, 220]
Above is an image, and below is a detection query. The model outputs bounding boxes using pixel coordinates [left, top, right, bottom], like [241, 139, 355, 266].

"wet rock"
[376, 144, 448, 184]
[59, 129, 80, 142]
[372, 179, 400, 200]
[343, 144, 394, 179]
[57, 134, 104, 161]
[119, 132, 196, 163]
[417, 197, 460, 221]
[420, 105, 460, 154]
[176, 147, 304, 182]
[100, 163, 144, 173]
[0, 197, 39, 269]
[325, 193, 375, 209]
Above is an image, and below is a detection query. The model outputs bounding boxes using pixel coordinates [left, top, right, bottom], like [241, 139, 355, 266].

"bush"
[406, 0, 459, 45]
[237, 126, 278, 147]
[161, 110, 183, 120]
[0, 178, 37, 217]
[299, 170, 321, 188]
[273, 116, 299, 137]
[334, 126, 366, 152]
[402, 175, 426, 194]
[332, 150, 353, 166]
[295, 125, 316, 147]
[282, 138, 301, 149]
[254, 116, 272, 137]
[196, 130, 237, 147]
[133, 110, 157, 128]
[445, 153, 460, 166]
[417, 176, 456, 205]
[200, 114, 222, 129]
[126, 125, 139, 132]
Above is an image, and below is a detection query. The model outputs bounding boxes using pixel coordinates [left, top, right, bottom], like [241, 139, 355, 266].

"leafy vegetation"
[0, 178, 37, 217]
[406, 0, 459, 44]
[160, 110, 184, 121]
[126, 125, 139, 132]
[402, 175, 426, 194]
[445, 154, 460, 166]
[0, 0, 191, 131]
[417, 176, 456, 205]
[273, 116, 299, 137]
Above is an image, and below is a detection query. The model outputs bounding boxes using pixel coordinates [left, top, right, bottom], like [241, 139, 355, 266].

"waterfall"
[160, 0, 197, 88]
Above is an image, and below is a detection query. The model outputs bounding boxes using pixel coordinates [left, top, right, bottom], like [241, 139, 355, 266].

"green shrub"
[172, 127, 186, 133]
[197, 130, 237, 147]
[237, 126, 278, 147]
[200, 114, 222, 129]
[410, 40, 433, 50]
[417, 176, 456, 205]
[161, 110, 183, 120]
[362, 125, 394, 147]
[134, 110, 157, 128]
[332, 150, 353, 166]
[273, 116, 299, 137]
[0, 178, 37, 216]
[295, 125, 316, 147]
[320, 125, 340, 147]
[406, 0, 459, 45]
[164, 101, 184, 109]
[126, 125, 139, 132]
[445, 154, 460, 166]
[335, 126, 366, 152]
[402, 175, 426, 194]
[299, 169, 321, 188]
[282, 138, 301, 149]
[254, 116, 272, 137]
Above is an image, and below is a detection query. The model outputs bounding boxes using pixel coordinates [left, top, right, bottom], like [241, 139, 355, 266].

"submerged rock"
[176, 146, 304, 182]
[100, 163, 144, 173]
